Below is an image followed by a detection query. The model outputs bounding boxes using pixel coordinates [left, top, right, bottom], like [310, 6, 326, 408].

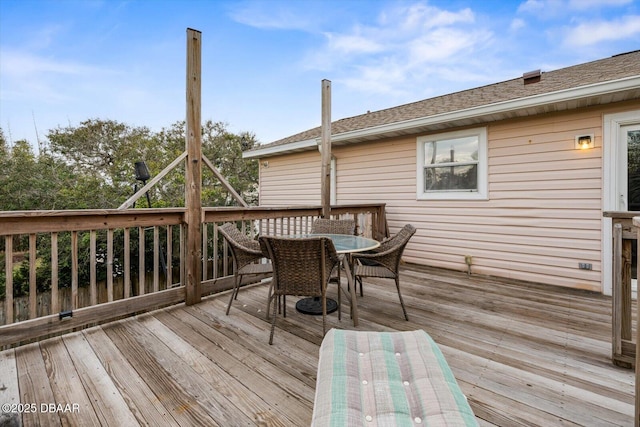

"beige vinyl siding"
[334, 140, 601, 290]
[260, 152, 321, 205]
[338, 139, 417, 203]
[257, 105, 631, 292]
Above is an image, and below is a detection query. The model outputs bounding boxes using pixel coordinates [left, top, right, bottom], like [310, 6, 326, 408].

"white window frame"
[416, 127, 488, 200]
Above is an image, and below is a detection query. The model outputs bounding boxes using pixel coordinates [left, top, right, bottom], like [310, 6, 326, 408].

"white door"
[603, 111, 640, 296]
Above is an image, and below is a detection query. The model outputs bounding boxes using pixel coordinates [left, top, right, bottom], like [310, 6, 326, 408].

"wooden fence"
[0, 203, 386, 347]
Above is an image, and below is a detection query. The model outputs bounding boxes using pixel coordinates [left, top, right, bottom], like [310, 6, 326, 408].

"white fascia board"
[243, 138, 318, 159]
[244, 75, 640, 158]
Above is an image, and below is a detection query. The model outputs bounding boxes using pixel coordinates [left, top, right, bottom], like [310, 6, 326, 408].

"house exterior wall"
[259, 153, 321, 205]
[257, 102, 638, 293]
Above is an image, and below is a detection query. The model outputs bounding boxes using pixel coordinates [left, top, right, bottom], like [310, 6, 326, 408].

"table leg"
[341, 255, 359, 327]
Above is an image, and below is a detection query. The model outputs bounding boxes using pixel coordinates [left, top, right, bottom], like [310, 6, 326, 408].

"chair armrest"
[352, 246, 397, 261]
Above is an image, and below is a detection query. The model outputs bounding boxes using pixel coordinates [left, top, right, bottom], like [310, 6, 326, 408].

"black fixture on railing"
[134, 160, 151, 181]
[133, 160, 167, 274]
[59, 310, 73, 320]
[134, 160, 152, 208]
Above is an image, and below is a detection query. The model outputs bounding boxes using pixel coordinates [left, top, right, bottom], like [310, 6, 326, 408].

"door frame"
[603, 110, 640, 296]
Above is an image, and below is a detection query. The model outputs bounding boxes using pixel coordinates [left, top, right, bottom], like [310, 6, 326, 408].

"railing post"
[185, 28, 202, 305]
[4, 236, 13, 324]
[321, 79, 331, 219]
[632, 216, 640, 427]
[613, 223, 623, 362]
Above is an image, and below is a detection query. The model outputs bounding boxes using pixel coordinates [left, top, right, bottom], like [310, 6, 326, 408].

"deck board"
[15, 342, 61, 426]
[83, 327, 179, 426]
[0, 349, 20, 426]
[0, 264, 634, 426]
[40, 336, 102, 426]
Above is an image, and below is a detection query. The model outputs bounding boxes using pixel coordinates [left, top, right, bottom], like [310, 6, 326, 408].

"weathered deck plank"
[0, 350, 21, 426]
[61, 333, 141, 426]
[83, 327, 180, 426]
[0, 264, 634, 426]
[15, 342, 61, 426]
[155, 308, 314, 425]
[102, 321, 221, 426]
[40, 336, 102, 426]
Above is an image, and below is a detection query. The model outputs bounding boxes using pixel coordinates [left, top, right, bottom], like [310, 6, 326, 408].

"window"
[417, 127, 487, 200]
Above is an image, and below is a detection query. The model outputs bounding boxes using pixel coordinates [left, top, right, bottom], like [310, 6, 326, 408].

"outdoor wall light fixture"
[575, 134, 594, 150]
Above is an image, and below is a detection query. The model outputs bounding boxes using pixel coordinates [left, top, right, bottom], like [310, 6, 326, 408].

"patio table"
[290, 233, 380, 327]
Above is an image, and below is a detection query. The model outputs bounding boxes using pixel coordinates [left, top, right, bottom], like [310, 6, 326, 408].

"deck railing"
[0, 203, 386, 348]
[603, 211, 637, 368]
[631, 215, 640, 426]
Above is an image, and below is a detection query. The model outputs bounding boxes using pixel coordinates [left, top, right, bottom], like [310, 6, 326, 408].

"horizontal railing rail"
[0, 203, 386, 348]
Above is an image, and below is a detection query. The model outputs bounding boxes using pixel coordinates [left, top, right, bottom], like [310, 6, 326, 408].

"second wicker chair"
[259, 235, 340, 345]
[352, 224, 417, 321]
[217, 223, 272, 315]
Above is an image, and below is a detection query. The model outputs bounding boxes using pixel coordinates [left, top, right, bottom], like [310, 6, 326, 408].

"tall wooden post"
[185, 28, 202, 305]
[321, 79, 332, 218]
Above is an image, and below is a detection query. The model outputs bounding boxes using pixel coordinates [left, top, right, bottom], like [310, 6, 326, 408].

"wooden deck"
[0, 264, 634, 426]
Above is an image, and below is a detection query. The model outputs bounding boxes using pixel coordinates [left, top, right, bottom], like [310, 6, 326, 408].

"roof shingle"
[249, 50, 640, 152]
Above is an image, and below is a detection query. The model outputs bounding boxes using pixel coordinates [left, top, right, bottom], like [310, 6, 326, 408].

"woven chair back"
[217, 223, 263, 269]
[259, 236, 339, 297]
[374, 224, 417, 271]
[311, 218, 356, 235]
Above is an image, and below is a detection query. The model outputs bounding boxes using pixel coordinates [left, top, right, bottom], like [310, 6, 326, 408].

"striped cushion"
[311, 329, 478, 426]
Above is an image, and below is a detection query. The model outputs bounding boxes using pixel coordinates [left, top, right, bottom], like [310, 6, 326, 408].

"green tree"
[47, 119, 155, 208]
[0, 119, 259, 299]
[150, 120, 259, 207]
[45, 118, 259, 208]
[0, 133, 93, 211]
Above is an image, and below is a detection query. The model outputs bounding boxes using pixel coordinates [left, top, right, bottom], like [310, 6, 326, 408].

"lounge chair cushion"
[312, 329, 478, 426]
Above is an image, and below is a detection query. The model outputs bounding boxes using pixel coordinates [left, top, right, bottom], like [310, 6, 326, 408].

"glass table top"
[290, 233, 380, 254]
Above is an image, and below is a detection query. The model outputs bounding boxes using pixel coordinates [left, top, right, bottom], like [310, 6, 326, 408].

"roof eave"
[243, 138, 318, 159]
[243, 75, 640, 159]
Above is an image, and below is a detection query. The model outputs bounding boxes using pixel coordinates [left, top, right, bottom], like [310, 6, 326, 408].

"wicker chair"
[310, 218, 356, 235]
[217, 223, 272, 315]
[311, 218, 355, 298]
[259, 236, 340, 345]
[352, 224, 417, 321]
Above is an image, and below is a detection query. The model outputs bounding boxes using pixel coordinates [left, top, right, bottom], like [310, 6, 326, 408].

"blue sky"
[1, 0, 639, 149]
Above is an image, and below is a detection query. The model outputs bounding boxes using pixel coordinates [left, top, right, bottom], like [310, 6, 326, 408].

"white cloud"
[380, 3, 474, 31]
[0, 50, 91, 76]
[228, 1, 318, 31]
[407, 27, 487, 64]
[341, 61, 408, 96]
[518, 0, 560, 14]
[303, 2, 493, 96]
[323, 31, 384, 56]
[564, 15, 640, 46]
[510, 18, 526, 31]
[0, 49, 121, 104]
